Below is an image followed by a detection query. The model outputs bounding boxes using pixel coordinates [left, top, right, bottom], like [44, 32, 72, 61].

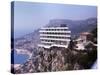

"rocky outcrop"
[12, 44, 97, 74]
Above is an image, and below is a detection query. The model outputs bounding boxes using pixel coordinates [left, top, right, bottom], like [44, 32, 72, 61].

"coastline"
[15, 49, 33, 58]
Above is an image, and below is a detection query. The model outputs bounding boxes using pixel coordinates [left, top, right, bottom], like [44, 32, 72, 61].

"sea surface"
[14, 50, 29, 64]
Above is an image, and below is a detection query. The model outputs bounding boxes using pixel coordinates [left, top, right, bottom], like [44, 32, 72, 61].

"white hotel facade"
[38, 24, 71, 48]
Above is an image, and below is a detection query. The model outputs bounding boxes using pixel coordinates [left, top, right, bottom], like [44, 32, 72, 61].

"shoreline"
[15, 48, 33, 58]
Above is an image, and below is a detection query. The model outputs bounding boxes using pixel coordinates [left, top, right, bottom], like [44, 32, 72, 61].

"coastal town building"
[38, 24, 71, 48]
[74, 32, 93, 50]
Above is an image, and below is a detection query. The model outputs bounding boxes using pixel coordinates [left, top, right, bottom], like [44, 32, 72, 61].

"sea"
[13, 50, 29, 64]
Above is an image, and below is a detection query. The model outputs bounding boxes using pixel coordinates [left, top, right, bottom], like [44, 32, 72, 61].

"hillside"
[14, 18, 97, 50]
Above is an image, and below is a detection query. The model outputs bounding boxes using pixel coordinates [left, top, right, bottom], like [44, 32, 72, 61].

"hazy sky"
[13, 1, 97, 38]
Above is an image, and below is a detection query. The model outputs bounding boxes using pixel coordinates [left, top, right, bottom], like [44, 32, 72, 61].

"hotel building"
[38, 24, 71, 48]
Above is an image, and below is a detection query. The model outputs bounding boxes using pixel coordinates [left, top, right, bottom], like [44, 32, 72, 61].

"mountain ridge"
[14, 17, 97, 49]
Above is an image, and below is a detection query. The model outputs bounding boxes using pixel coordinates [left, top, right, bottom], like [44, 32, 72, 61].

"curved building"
[38, 24, 71, 48]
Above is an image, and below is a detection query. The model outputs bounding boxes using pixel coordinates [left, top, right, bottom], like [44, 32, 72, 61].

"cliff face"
[13, 44, 97, 74]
